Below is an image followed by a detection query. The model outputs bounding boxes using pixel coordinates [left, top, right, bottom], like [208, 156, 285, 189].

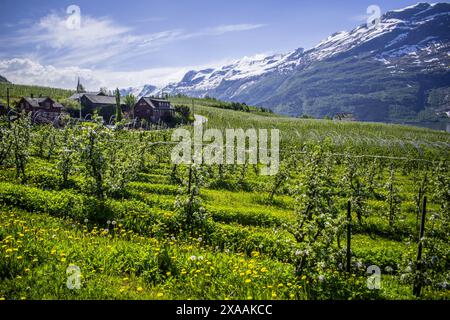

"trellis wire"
[145, 141, 444, 163]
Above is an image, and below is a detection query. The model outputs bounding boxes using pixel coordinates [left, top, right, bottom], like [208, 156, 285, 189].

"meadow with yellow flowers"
[0, 98, 449, 300]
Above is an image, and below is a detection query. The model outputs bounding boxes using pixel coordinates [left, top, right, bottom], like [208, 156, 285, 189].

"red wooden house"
[133, 97, 175, 123]
[17, 96, 64, 123]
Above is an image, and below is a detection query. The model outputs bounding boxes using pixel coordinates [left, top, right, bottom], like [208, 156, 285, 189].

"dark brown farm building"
[134, 97, 175, 123]
[17, 96, 64, 123]
[70, 92, 175, 124]
[79, 94, 125, 121]
[68, 91, 106, 100]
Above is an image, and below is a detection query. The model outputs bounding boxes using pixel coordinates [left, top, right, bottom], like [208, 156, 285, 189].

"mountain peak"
[384, 2, 448, 20]
[0, 75, 10, 83]
[124, 3, 449, 122]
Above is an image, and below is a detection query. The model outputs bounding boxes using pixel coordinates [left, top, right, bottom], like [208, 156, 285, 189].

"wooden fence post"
[346, 200, 351, 273]
[6, 87, 11, 126]
[413, 196, 427, 297]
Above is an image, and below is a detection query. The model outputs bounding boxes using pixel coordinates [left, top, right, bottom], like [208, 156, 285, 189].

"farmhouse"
[68, 91, 106, 100]
[17, 96, 63, 123]
[80, 94, 121, 109]
[80, 94, 125, 120]
[134, 97, 175, 123]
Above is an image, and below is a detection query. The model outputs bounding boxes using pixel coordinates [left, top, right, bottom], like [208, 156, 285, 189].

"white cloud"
[0, 58, 229, 91]
[0, 11, 267, 90]
[208, 24, 267, 35]
[0, 58, 96, 89]
[3, 12, 266, 69]
[350, 14, 369, 23]
[7, 13, 183, 68]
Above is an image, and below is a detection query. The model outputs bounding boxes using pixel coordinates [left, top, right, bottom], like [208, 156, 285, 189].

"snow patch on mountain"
[122, 2, 449, 107]
[120, 84, 159, 98]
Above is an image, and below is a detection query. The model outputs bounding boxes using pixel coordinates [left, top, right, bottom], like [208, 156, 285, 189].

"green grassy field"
[0, 97, 449, 300]
[0, 83, 74, 105]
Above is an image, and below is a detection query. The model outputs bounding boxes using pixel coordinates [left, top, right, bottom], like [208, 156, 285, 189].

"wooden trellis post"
[6, 87, 11, 127]
[346, 200, 352, 273]
[413, 196, 427, 297]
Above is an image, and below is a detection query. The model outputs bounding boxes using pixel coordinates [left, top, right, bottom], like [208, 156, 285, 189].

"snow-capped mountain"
[162, 50, 305, 98]
[120, 84, 159, 98]
[126, 2, 450, 121]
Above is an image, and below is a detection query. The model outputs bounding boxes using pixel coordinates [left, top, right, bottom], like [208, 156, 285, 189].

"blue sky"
[0, 0, 441, 90]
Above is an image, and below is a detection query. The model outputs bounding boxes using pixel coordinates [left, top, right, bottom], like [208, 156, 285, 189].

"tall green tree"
[115, 88, 122, 123]
[124, 94, 137, 120]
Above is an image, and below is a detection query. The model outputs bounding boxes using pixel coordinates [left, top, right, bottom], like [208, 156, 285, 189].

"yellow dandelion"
[157, 293, 164, 298]
[136, 286, 144, 292]
[245, 279, 252, 283]
[271, 292, 277, 298]
[16, 256, 23, 260]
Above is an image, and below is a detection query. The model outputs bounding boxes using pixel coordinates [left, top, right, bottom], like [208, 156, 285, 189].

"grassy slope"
[191, 103, 450, 159]
[0, 83, 73, 104]
[0, 97, 449, 300]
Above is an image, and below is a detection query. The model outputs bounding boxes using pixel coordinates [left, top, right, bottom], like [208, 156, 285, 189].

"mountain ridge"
[125, 2, 450, 121]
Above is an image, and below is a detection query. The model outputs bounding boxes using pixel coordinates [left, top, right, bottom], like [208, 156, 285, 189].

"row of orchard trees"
[169, 139, 449, 298]
[0, 113, 172, 199]
[287, 142, 448, 297]
[1, 113, 448, 298]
